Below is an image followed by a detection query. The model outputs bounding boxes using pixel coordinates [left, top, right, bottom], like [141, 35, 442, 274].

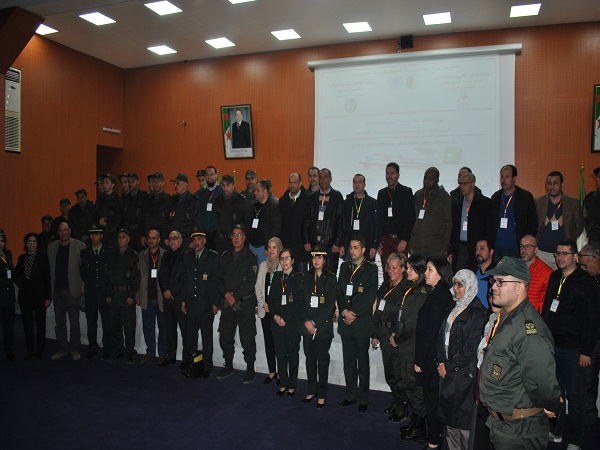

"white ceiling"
[8, 0, 600, 69]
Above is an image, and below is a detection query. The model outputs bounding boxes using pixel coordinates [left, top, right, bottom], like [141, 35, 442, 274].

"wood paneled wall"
[2, 22, 600, 245]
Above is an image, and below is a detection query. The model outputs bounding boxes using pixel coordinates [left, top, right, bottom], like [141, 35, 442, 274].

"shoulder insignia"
[208, 249, 218, 255]
[420, 287, 428, 294]
[252, 265, 258, 274]
[490, 364, 502, 380]
[248, 249, 258, 257]
[366, 261, 377, 267]
[525, 320, 537, 335]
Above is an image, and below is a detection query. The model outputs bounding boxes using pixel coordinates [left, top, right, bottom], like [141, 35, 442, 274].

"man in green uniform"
[336, 235, 378, 413]
[215, 224, 258, 383]
[105, 229, 140, 364]
[480, 257, 561, 450]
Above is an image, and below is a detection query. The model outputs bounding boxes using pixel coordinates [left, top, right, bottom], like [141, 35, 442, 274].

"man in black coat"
[95, 174, 124, 248]
[449, 172, 491, 272]
[215, 175, 247, 253]
[245, 179, 280, 264]
[279, 172, 310, 272]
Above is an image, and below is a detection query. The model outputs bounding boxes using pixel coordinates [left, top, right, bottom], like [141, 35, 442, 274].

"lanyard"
[422, 189, 428, 208]
[313, 270, 321, 294]
[255, 205, 263, 218]
[486, 314, 501, 345]
[350, 259, 366, 281]
[0, 255, 6, 264]
[400, 287, 413, 308]
[150, 251, 159, 268]
[450, 305, 468, 327]
[208, 190, 215, 202]
[320, 192, 328, 207]
[466, 200, 472, 218]
[383, 281, 399, 299]
[354, 196, 364, 218]
[502, 194, 514, 217]
[388, 186, 396, 207]
[280, 272, 292, 293]
[556, 276, 568, 300]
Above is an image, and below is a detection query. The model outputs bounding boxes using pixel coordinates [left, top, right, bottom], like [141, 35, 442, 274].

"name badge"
[281, 295, 287, 306]
[358, 286, 364, 293]
[550, 299, 559, 312]
[206, 203, 213, 212]
[353, 219, 360, 230]
[378, 299, 386, 311]
[418, 209, 425, 219]
[151, 268, 157, 278]
[310, 295, 319, 308]
[462, 220, 468, 231]
[388, 207, 393, 217]
[318, 211, 324, 221]
[320, 296, 325, 304]
[500, 217, 508, 229]
[346, 284, 353, 296]
[252, 218, 259, 228]
[551, 220, 559, 231]
[267, 285, 271, 295]
[6, 269, 11, 279]
[202, 274, 208, 280]
[444, 332, 450, 346]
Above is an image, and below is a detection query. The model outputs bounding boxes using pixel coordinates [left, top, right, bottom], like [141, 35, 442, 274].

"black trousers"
[110, 294, 136, 356]
[0, 299, 15, 355]
[183, 310, 214, 371]
[85, 290, 112, 355]
[219, 305, 256, 365]
[422, 386, 444, 446]
[260, 313, 277, 374]
[341, 335, 370, 405]
[272, 323, 300, 389]
[303, 333, 333, 399]
[19, 295, 45, 356]
[164, 297, 186, 361]
[380, 332, 407, 403]
[584, 340, 600, 426]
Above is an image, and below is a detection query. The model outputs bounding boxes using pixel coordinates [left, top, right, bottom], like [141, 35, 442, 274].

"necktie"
[95, 249, 99, 256]
[24, 253, 35, 280]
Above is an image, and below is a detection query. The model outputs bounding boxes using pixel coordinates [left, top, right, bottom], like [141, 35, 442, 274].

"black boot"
[389, 403, 409, 423]
[400, 415, 426, 441]
[399, 412, 415, 432]
[384, 398, 399, 415]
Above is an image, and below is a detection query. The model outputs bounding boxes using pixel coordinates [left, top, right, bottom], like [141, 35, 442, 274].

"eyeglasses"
[554, 251, 575, 257]
[491, 278, 522, 287]
[169, 236, 182, 240]
[280, 255, 292, 261]
[27, 240, 37, 244]
[579, 253, 598, 259]
[519, 244, 537, 250]
[231, 233, 245, 238]
[458, 181, 473, 186]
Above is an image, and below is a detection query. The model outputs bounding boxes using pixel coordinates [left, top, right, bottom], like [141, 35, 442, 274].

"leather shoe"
[6, 352, 16, 362]
[339, 400, 357, 408]
[358, 404, 368, 414]
[400, 416, 427, 441]
[140, 354, 154, 364]
[263, 373, 278, 384]
[202, 370, 211, 379]
[86, 350, 97, 359]
[275, 388, 287, 397]
[301, 395, 315, 404]
[159, 358, 176, 367]
[389, 410, 408, 423]
[287, 390, 295, 398]
[25, 353, 33, 360]
[384, 400, 398, 415]
[317, 399, 326, 409]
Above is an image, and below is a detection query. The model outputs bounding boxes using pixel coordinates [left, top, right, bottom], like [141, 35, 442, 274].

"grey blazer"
[136, 247, 166, 311]
[47, 238, 86, 298]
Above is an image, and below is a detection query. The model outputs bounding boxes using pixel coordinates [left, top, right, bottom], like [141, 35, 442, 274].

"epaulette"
[248, 248, 258, 257]
[207, 249, 218, 255]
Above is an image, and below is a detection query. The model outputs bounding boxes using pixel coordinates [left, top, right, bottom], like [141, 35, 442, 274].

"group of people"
[2, 161, 600, 450]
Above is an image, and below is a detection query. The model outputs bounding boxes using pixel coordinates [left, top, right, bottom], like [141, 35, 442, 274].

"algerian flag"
[223, 109, 232, 153]
[577, 164, 587, 251]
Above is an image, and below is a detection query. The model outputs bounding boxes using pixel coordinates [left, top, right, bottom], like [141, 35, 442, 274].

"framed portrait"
[221, 104, 255, 159]
[593, 84, 600, 152]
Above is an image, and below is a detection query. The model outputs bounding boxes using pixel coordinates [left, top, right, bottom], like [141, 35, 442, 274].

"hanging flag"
[223, 109, 232, 154]
[577, 164, 587, 250]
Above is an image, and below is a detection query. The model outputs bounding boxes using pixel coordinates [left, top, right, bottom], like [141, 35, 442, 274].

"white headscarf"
[444, 269, 479, 357]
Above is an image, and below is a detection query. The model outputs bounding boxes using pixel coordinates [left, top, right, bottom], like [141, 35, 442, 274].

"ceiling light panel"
[36, 24, 58, 35]
[145, 1, 182, 16]
[206, 37, 235, 49]
[343, 22, 372, 33]
[79, 12, 116, 26]
[510, 3, 541, 18]
[148, 45, 177, 55]
[271, 29, 301, 40]
[423, 12, 451, 25]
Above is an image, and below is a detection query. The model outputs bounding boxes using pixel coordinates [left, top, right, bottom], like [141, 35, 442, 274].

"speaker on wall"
[399, 35, 414, 49]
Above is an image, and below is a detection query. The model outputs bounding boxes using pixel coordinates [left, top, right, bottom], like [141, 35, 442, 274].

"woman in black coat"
[414, 257, 454, 449]
[436, 269, 487, 450]
[0, 229, 16, 361]
[14, 233, 51, 359]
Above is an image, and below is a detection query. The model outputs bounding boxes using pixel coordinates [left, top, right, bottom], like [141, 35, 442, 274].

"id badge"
[388, 207, 393, 217]
[281, 295, 287, 306]
[378, 299, 386, 311]
[346, 284, 353, 296]
[462, 220, 468, 231]
[206, 203, 213, 212]
[151, 268, 157, 278]
[353, 219, 360, 230]
[550, 299, 559, 312]
[310, 296, 319, 308]
[551, 220, 559, 231]
[267, 285, 271, 295]
[500, 217, 508, 229]
[397, 310, 402, 320]
[418, 209, 425, 219]
[444, 332, 450, 346]
[6, 269, 11, 279]
[318, 211, 324, 221]
[252, 218, 259, 228]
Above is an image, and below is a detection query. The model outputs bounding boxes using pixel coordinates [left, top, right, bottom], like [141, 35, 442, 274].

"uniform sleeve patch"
[490, 364, 502, 380]
[525, 320, 537, 335]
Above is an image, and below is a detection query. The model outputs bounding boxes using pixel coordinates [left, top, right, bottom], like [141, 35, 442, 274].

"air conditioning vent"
[5, 67, 21, 153]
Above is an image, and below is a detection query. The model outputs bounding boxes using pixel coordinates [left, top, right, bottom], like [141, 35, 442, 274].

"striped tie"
[24, 253, 36, 280]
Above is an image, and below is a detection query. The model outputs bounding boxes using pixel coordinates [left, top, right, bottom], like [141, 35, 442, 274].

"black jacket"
[69, 200, 96, 241]
[300, 269, 337, 340]
[164, 191, 201, 238]
[377, 184, 415, 242]
[215, 246, 258, 310]
[181, 249, 220, 315]
[490, 185, 537, 247]
[95, 191, 124, 231]
[14, 251, 51, 304]
[343, 191, 380, 253]
[267, 270, 306, 330]
[279, 186, 310, 263]
[158, 246, 186, 301]
[303, 188, 346, 248]
[245, 195, 281, 247]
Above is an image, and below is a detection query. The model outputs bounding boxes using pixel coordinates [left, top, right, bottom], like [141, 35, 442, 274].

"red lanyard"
[350, 259, 366, 281]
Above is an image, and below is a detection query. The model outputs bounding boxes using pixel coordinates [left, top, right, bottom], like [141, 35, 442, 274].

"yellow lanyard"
[556, 276, 567, 300]
[486, 314, 502, 345]
[354, 196, 364, 218]
[350, 259, 366, 281]
[502, 194, 514, 217]
[400, 287, 413, 308]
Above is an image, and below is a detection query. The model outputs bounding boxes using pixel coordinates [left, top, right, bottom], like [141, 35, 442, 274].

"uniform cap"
[170, 173, 189, 184]
[485, 257, 530, 283]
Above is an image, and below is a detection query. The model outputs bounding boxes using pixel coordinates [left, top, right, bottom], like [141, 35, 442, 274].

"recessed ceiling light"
[271, 29, 301, 40]
[145, 1, 182, 16]
[206, 37, 235, 49]
[343, 22, 372, 33]
[148, 45, 177, 55]
[510, 3, 541, 18]
[36, 24, 58, 35]
[423, 12, 451, 25]
[79, 12, 116, 26]
[229, 0, 255, 4]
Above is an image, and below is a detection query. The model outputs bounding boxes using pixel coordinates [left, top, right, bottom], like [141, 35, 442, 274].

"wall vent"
[5, 67, 21, 153]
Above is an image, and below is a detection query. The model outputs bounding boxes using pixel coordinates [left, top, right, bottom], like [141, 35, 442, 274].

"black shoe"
[201, 370, 212, 379]
[6, 353, 16, 362]
[384, 399, 399, 415]
[287, 390, 295, 398]
[302, 395, 315, 404]
[420, 443, 441, 449]
[317, 399, 326, 409]
[126, 354, 134, 365]
[339, 400, 357, 408]
[243, 369, 256, 384]
[358, 404, 368, 414]
[217, 365, 234, 379]
[275, 388, 287, 397]
[263, 373, 278, 384]
[107, 352, 124, 363]
[400, 416, 427, 441]
[86, 351, 97, 359]
[34, 352, 43, 360]
[400, 414, 415, 432]
[389, 410, 408, 423]
[100, 353, 111, 362]
[159, 358, 176, 367]
[24, 353, 33, 360]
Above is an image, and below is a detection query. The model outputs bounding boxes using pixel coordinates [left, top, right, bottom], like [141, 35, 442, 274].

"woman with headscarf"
[0, 229, 16, 361]
[436, 269, 488, 450]
[372, 253, 410, 421]
[255, 236, 283, 384]
[14, 232, 51, 359]
[390, 253, 432, 442]
[414, 256, 454, 449]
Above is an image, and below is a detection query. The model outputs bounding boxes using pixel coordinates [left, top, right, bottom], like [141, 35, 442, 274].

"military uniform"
[95, 192, 124, 248]
[164, 191, 201, 245]
[214, 192, 247, 253]
[480, 298, 561, 450]
[336, 258, 378, 405]
[267, 269, 305, 390]
[80, 244, 111, 357]
[197, 185, 223, 250]
[105, 247, 140, 358]
[301, 268, 337, 399]
[123, 189, 149, 251]
[215, 246, 258, 368]
[143, 191, 170, 241]
[181, 248, 220, 372]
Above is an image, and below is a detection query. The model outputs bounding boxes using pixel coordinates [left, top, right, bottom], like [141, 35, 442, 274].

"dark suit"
[337, 259, 378, 405]
[450, 192, 491, 272]
[158, 245, 186, 361]
[232, 120, 251, 148]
